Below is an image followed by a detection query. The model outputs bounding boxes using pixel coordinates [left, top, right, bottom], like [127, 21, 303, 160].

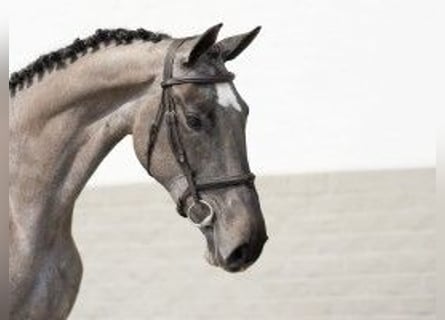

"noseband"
[146, 39, 256, 220]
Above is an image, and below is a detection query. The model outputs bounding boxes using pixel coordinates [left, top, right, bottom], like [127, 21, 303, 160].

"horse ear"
[215, 26, 261, 61]
[186, 23, 223, 65]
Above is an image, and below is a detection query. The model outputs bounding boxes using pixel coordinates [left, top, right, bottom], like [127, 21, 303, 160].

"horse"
[9, 24, 268, 319]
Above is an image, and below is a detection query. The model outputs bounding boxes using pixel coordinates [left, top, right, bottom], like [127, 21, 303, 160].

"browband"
[161, 73, 235, 88]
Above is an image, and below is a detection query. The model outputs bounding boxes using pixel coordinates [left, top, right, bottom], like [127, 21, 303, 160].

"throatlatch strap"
[146, 40, 185, 173]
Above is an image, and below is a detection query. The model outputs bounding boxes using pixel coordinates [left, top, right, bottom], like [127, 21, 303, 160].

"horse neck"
[9, 40, 170, 218]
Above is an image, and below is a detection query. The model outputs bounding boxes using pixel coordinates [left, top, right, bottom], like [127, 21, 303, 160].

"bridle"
[146, 39, 256, 224]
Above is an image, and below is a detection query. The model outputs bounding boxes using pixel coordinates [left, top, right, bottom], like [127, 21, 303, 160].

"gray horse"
[9, 24, 268, 319]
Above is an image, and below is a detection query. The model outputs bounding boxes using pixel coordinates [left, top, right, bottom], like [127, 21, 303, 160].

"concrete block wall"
[71, 169, 435, 319]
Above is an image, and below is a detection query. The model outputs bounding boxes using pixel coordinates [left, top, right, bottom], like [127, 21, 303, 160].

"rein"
[146, 39, 255, 221]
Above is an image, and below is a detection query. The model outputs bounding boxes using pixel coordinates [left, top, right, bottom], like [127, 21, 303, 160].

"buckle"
[166, 110, 176, 123]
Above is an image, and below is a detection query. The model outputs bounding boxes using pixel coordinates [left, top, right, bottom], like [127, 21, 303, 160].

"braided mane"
[9, 28, 171, 95]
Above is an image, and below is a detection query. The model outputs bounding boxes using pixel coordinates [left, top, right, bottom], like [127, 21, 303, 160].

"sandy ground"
[70, 169, 435, 320]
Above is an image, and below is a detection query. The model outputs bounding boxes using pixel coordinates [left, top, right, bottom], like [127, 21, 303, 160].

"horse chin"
[204, 249, 219, 267]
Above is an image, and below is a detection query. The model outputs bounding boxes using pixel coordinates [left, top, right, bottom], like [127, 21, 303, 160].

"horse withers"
[9, 24, 267, 319]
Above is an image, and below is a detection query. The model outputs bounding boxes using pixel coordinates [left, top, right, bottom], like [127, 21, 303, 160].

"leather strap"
[146, 39, 256, 218]
[176, 173, 255, 215]
[161, 73, 234, 87]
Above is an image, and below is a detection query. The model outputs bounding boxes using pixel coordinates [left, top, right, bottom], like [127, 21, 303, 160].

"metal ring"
[186, 199, 214, 227]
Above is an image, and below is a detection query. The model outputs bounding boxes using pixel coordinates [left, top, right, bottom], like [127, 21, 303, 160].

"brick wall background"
[70, 169, 435, 319]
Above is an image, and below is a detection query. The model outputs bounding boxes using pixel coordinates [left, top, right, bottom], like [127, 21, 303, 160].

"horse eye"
[186, 115, 202, 130]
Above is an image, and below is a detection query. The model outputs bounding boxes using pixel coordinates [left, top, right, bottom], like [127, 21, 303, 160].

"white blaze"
[215, 83, 242, 112]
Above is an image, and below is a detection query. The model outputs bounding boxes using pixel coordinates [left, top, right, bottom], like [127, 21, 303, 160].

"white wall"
[71, 169, 435, 319]
[9, 0, 437, 186]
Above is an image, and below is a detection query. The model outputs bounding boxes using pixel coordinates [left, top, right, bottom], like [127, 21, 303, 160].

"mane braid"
[9, 28, 171, 95]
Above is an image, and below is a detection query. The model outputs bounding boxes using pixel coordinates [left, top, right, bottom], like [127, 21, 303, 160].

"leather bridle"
[146, 39, 256, 221]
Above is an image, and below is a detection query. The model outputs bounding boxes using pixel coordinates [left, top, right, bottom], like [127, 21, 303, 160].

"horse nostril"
[225, 243, 249, 270]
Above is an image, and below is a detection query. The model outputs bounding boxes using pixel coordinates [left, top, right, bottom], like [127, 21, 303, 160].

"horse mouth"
[204, 247, 256, 273]
[222, 261, 254, 273]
